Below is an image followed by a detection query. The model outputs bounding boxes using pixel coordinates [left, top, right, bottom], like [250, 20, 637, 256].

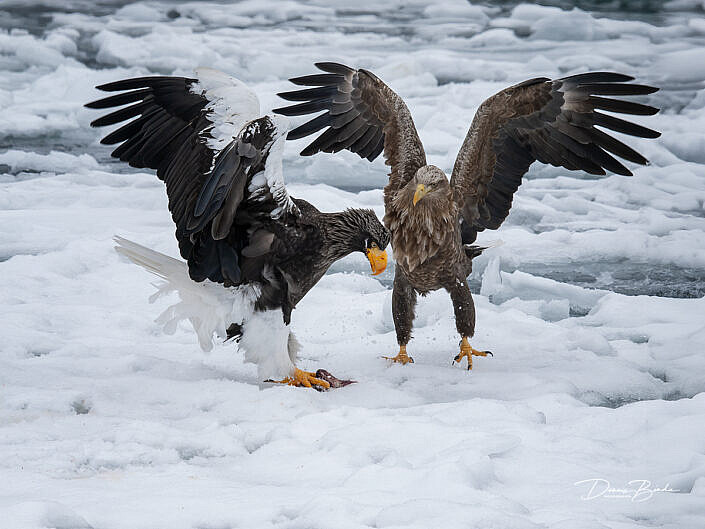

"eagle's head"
[411, 165, 451, 207]
[332, 208, 390, 276]
[357, 208, 390, 276]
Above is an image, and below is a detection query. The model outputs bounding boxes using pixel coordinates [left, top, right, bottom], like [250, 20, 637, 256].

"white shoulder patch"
[247, 115, 299, 219]
[192, 67, 261, 152]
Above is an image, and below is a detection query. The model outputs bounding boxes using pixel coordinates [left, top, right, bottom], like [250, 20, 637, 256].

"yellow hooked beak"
[413, 183, 428, 206]
[366, 245, 388, 276]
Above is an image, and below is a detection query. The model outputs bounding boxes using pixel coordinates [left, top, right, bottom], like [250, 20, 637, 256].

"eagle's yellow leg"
[273, 368, 331, 389]
[383, 345, 414, 365]
[453, 336, 492, 370]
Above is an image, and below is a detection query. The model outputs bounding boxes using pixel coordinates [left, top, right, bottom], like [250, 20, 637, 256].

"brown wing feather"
[451, 72, 660, 244]
[274, 62, 427, 196]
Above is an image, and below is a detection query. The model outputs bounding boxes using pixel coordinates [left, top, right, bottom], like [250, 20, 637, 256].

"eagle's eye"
[369, 241, 379, 249]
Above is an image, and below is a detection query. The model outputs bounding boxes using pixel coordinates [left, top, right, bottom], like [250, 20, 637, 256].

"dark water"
[517, 261, 705, 299]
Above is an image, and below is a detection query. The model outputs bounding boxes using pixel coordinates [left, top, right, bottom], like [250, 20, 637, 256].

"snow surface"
[1, 1, 704, 528]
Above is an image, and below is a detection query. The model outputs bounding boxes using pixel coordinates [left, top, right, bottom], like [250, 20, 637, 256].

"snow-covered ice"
[1, 1, 704, 528]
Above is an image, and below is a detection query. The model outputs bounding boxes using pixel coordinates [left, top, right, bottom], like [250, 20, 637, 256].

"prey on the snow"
[86, 68, 390, 389]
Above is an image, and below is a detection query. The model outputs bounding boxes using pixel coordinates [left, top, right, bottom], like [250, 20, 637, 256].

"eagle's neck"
[320, 210, 365, 261]
[278, 207, 366, 311]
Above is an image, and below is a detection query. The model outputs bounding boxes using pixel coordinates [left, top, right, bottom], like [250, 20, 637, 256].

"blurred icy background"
[1, 0, 704, 295]
[1, 1, 704, 529]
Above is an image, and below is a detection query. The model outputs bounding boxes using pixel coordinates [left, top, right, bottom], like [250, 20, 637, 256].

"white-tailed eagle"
[274, 63, 660, 369]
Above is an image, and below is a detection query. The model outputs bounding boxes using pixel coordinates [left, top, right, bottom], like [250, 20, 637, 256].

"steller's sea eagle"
[274, 63, 660, 369]
[86, 68, 390, 389]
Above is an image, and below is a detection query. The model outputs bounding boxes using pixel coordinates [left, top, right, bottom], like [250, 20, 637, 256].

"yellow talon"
[453, 336, 492, 370]
[273, 368, 331, 390]
[383, 345, 414, 365]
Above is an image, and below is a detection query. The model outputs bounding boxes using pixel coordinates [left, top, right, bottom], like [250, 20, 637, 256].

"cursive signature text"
[574, 478, 679, 502]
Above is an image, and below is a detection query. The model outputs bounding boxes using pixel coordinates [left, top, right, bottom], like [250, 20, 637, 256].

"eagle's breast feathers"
[384, 178, 459, 275]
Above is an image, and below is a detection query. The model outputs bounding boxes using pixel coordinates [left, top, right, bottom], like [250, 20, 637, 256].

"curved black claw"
[452, 349, 493, 370]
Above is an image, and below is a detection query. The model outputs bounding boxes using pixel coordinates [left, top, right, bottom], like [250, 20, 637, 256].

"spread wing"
[86, 69, 299, 286]
[451, 72, 660, 243]
[273, 62, 427, 195]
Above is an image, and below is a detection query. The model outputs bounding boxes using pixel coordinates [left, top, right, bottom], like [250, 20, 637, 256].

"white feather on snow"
[113, 236, 260, 352]
[191, 67, 261, 152]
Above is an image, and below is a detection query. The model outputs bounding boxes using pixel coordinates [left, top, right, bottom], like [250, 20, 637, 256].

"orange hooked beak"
[366, 246, 388, 276]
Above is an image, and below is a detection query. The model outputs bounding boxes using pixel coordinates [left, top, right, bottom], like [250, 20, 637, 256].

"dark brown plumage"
[275, 62, 660, 368]
[87, 70, 390, 388]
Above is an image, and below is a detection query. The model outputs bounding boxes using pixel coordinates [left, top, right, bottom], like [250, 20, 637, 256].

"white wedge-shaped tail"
[114, 236, 260, 352]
